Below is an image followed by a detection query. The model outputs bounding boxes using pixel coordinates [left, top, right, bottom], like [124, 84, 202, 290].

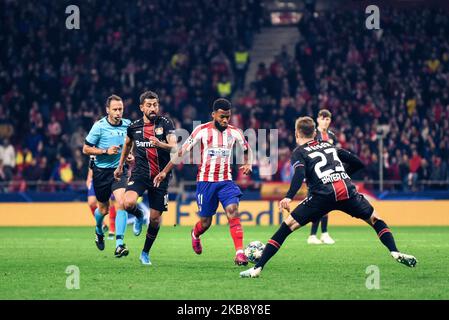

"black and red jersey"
[127, 116, 175, 181]
[316, 128, 337, 145]
[290, 140, 361, 201]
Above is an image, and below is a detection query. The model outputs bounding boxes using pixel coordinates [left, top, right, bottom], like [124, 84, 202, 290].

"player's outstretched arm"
[337, 148, 365, 176]
[239, 145, 253, 175]
[83, 143, 119, 156]
[153, 145, 185, 187]
[280, 165, 306, 212]
[114, 136, 133, 180]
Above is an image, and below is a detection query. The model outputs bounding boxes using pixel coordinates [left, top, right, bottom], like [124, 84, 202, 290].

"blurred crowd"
[0, 1, 448, 192]
[0, 0, 262, 191]
[232, 7, 449, 191]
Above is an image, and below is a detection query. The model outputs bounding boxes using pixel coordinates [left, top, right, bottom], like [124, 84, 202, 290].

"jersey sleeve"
[182, 126, 203, 152]
[164, 118, 176, 136]
[337, 148, 365, 175]
[286, 150, 306, 199]
[290, 149, 306, 169]
[127, 125, 133, 139]
[85, 122, 101, 147]
[233, 128, 249, 151]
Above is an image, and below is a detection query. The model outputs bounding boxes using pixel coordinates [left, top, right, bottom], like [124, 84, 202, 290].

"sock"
[193, 221, 206, 238]
[256, 223, 293, 269]
[94, 208, 105, 235]
[321, 215, 328, 233]
[127, 205, 143, 219]
[109, 205, 116, 233]
[143, 224, 160, 253]
[115, 209, 128, 247]
[372, 220, 398, 252]
[310, 220, 319, 236]
[228, 217, 244, 252]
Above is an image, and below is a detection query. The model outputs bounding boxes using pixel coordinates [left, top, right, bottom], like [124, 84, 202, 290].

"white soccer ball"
[244, 241, 265, 264]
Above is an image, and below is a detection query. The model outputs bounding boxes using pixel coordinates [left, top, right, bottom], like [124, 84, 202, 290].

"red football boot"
[234, 252, 248, 266]
[191, 229, 202, 255]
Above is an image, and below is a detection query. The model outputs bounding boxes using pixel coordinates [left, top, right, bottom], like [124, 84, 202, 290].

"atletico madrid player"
[154, 98, 253, 266]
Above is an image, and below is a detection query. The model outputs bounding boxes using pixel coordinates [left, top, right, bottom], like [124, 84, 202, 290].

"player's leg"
[140, 209, 161, 265]
[218, 181, 247, 265]
[338, 194, 417, 267]
[241, 196, 329, 278]
[140, 187, 168, 265]
[224, 203, 247, 265]
[319, 214, 335, 244]
[122, 180, 146, 236]
[121, 176, 145, 236]
[191, 182, 219, 254]
[108, 198, 116, 240]
[112, 187, 130, 257]
[308, 220, 322, 244]
[91, 167, 113, 251]
[94, 200, 110, 251]
[87, 182, 108, 234]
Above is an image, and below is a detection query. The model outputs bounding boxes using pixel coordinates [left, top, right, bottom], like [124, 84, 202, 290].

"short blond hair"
[295, 116, 316, 138]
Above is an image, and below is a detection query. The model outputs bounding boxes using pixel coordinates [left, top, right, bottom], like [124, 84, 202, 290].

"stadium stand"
[0, 0, 448, 194]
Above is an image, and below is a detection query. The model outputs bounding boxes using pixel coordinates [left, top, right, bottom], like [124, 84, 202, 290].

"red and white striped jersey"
[182, 122, 249, 182]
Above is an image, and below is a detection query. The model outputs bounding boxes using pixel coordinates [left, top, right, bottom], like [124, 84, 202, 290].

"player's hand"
[153, 172, 166, 188]
[107, 145, 120, 155]
[239, 164, 252, 175]
[279, 198, 292, 212]
[114, 167, 123, 181]
[149, 136, 161, 147]
[126, 153, 135, 164]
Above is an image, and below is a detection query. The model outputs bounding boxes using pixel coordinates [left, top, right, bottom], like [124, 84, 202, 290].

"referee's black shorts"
[92, 165, 128, 203]
[291, 193, 374, 226]
[126, 173, 169, 212]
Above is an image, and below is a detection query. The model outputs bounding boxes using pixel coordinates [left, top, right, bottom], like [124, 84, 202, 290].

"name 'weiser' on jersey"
[127, 116, 175, 180]
[291, 140, 358, 200]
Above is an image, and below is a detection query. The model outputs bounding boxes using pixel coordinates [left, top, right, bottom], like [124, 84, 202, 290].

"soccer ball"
[244, 241, 265, 264]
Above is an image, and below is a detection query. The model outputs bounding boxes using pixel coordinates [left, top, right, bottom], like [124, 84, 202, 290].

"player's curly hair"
[296, 116, 316, 138]
[140, 90, 159, 104]
[213, 98, 231, 111]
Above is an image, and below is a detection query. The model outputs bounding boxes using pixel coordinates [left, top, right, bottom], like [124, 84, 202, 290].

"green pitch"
[1, 226, 448, 299]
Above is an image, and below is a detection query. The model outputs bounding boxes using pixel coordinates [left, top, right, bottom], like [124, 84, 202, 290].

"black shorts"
[92, 165, 128, 203]
[126, 174, 168, 212]
[291, 193, 374, 226]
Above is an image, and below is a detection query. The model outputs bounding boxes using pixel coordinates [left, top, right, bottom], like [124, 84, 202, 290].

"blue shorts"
[87, 181, 115, 201]
[196, 181, 242, 217]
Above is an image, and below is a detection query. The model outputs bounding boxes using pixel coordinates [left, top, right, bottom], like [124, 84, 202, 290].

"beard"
[145, 112, 157, 121]
[214, 120, 227, 132]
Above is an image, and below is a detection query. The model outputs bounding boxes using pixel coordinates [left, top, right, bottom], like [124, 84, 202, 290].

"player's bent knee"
[97, 202, 109, 215]
[123, 200, 136, 211]
[284, 215, 301, 231]
[366, 212, 380, 225]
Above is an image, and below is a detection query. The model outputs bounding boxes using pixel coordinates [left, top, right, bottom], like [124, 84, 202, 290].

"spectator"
[0, 138, 15, 180]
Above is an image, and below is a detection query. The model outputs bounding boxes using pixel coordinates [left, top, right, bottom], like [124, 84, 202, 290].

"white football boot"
[307, 235, 322, 245]
[320, 232, 335, 245]
[391, 251, 418, 268]
[240, 266, 262, 278]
